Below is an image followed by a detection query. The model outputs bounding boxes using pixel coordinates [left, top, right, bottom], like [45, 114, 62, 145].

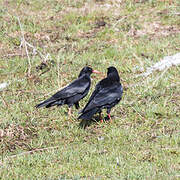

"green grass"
[0, 0, 180, 179]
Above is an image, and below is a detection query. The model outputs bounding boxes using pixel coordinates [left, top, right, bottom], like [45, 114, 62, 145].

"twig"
[113, 16, 127, 29]
[129, 105, 144, 119]
[44, 53, 52, 63]
[15, 16, 53, 76]
[143, 68, 168, 94]
[1, 146, 59, 164]
[171, 12, 180, 16]
[122, 67, 169, 106]
[1, 53, 32, 58]
[137, 53, 180, 77]
[151, 68, 168, 87]
[24, 40, 52, 62]
[17, 17, 31, 77]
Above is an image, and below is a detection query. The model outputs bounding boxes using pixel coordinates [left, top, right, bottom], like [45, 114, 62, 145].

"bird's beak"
[92, 70, 101, 74]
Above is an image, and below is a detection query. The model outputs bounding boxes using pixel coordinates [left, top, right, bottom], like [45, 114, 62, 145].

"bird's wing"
[52, 76, 90, 99]
[83, 84, 123, 112]
[79, 80, 103, 113]
[87, 81, 102, 102]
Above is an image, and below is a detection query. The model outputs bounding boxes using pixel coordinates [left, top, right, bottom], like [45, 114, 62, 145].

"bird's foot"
[104, 114, 112, 123]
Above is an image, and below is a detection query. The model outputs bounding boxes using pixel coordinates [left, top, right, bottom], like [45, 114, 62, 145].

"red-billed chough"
[35, 66, 100, 116]
[78, 66, 123, 122]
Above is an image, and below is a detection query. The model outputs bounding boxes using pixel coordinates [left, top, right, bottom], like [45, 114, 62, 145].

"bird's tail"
[45, 100, 65, 108]
[78, 108, 98, 120]
[35, 97, 56, 108]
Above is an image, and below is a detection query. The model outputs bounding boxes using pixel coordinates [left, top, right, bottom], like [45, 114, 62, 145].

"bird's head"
[107, 66, 120, 82]
[79, 66, 101, 77]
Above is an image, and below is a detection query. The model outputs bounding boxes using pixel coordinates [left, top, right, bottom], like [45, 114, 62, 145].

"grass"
[0, 0, 180, 179]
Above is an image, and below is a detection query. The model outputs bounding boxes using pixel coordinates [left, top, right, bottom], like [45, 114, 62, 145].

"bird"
[78, 66, 123, 123]
[35, 66, 100, 117]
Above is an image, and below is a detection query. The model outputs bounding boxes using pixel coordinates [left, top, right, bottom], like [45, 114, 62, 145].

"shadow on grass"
[79, 115, 112, 129]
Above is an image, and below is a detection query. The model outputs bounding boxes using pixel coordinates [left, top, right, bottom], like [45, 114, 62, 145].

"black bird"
[36, 66, 100, 117]
[78, 66, 123, 122]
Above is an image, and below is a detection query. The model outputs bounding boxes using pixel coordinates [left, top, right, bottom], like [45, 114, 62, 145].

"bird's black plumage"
[36, 66, 95, 111]
[78, 66, 123, 121]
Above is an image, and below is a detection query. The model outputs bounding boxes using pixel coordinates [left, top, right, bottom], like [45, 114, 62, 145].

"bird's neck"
[79, 74, 91, 80]
[108, 73, 120, 83]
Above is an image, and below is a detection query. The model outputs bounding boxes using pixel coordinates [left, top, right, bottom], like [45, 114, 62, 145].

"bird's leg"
[68, 107, 72, 118]
[75, 102, 80, 109]
[108, 113, 112, 123]
[99, 112, 103, 123]
[107, 108, 112, 123]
